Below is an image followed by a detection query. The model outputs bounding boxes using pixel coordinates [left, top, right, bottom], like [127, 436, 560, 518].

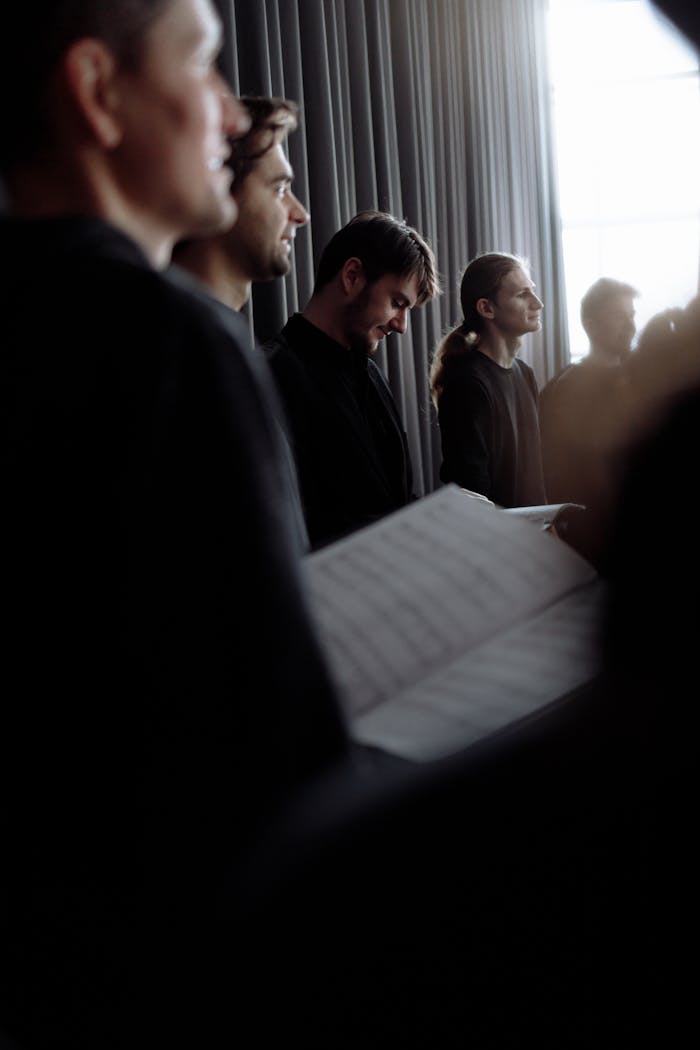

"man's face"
[227, 141, 309, 280]
[488, 266, 543, 337]
[112, 0, 249, 246]
[344, 272, 420, 355]
[592, 293, 637, 358]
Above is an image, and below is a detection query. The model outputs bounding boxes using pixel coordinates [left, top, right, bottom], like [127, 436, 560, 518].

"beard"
[348, 333, 378, 356]
[345, 286, 379, 356]
[269, 248, 292, 278]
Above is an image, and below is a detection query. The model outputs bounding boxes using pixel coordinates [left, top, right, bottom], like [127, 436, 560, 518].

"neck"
[6, 158, 173, 269]
[174, 239, 250, 311]
[302, 293, 349, 347]
[476, 331, 522, 368]
[588, 343, 627, 366]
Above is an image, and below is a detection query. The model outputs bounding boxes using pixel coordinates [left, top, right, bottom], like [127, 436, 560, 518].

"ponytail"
[429, 325, 479, 408]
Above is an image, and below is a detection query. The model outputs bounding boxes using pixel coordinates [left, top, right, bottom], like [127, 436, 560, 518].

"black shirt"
[437, 349, 546, 507]
[0, 215, 349, 1049]
[264, 313, 414, 548]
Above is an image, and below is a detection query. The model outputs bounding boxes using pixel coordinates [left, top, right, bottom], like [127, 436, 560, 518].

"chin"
[272, 257, 292, 277]
[349, 333, 377, 356]
[191, 194, 238, 237]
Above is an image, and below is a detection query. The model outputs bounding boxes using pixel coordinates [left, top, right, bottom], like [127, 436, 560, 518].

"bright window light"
[547, 0, 700, 361]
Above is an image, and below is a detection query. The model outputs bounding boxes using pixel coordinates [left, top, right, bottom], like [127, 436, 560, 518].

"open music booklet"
[304, 484, 603, 761]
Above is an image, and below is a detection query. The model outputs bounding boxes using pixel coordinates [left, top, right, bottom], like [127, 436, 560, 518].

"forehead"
[500, 265, 533, 293]
[604, 293, 636, 316]
[249, 142, 293, 183]
[371, 271, 420, 306]
[145, 0, 222, 56]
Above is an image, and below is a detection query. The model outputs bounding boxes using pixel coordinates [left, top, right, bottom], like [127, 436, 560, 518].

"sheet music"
[304, 486, 598, 739]
[351, 583, 603, 759]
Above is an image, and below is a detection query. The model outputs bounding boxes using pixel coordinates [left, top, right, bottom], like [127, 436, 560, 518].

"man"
[539, 276, 639, 567]
[173, 94, 311, 548]
[0, 3, 348, 1047]
[263, 209, 441, 549]
[172, 95, 309, 310]
[430, 251, 547, 508]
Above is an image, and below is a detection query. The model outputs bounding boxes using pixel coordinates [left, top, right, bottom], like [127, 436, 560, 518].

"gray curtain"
[216, 0, 568, 496]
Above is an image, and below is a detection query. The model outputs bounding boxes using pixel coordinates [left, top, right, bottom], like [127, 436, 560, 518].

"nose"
[532, 293, 544, 310]
[289, 192, 309, 228]
[390, 307, 409, 335]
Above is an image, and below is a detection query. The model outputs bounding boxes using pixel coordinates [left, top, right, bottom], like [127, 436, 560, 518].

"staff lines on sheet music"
[418, 493, 588, 601]
[412, 599, 600, 719]
[308, 523, 536, 713]
[307, 520, 588, 716]
[308, 547, 457, 712]
[352, 585, 603, 760]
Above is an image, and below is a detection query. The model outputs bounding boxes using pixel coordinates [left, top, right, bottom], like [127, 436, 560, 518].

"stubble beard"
[345, 288, 377, 356]
[270, 248, 292, 278]
[348, 331, 378, 356]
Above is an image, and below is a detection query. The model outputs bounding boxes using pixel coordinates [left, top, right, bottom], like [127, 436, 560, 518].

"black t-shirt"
[436, 349, 546, 507]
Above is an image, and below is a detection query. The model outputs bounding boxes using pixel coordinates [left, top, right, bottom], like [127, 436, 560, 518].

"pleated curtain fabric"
[216, 0, 569, 495]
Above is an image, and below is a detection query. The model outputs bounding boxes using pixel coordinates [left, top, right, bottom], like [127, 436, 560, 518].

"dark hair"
[458, 251, 528, 333]
[429, 251, 527, 405]
[0, 1, 172, 173]
[580, 277, 639, 334]
[228, 96, 298, 187]
[313, 210, 441, 307]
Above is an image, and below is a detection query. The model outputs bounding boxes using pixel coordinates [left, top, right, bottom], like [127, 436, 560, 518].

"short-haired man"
[263, 209, 441, 549]
[579, 277, 639, 366]
[539, 277, 639, 568]
[173, 95, 309, 310]
[173, 94, 311, 549]
[0, 4, 347, 1047]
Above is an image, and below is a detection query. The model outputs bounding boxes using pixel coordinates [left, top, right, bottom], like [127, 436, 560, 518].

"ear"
[476, 297, 495, 320]
[62, 38, 123, 149]
[340, 257, 367, 297]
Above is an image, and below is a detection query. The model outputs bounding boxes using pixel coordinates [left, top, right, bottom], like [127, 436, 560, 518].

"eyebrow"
[267, 167, 294, 186]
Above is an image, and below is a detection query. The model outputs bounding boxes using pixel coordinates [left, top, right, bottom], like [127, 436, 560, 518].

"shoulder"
[442, 350, 492, 384]
[367, 357, 392, 391]
[512, 357, 539, 392]
[163, 265, 253, 352]
[64, 251, 255, 369]
[513, 356, 536, 378]
[110, 266, 283, 427]
[262, 317, 303, 368]
[437, 353, 495, 410]
[261, 318, 319, 399]
[540, 363, 582, 404]
[262, 327, 293, 363]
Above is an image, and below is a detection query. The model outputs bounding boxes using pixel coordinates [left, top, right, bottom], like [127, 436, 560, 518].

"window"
[547, 0, 700, 361]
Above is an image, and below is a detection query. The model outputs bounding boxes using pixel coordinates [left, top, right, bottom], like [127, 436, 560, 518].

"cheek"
[275, 200, 289, 229]
[164, 85, 218, 152]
